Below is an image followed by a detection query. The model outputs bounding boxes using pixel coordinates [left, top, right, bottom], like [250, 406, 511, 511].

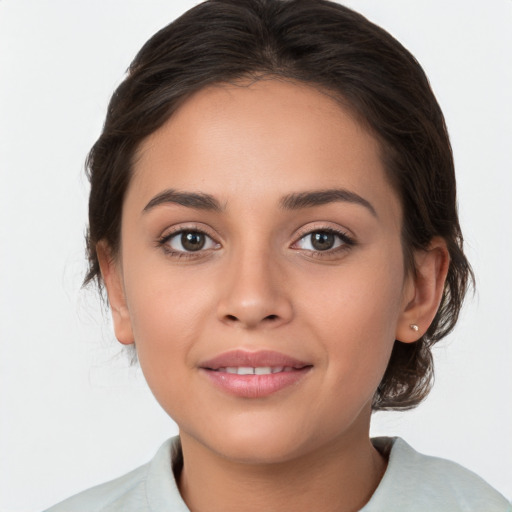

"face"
[105, 79, 418, 464]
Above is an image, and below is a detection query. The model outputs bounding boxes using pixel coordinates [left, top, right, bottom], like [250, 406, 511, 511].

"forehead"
[128, 79, 400, 224]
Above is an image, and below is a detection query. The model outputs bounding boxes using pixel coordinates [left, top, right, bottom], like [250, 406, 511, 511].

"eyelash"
[291, 227, 356, 258]
[156, 226, 356, 260]
[157, 225, 220, 260]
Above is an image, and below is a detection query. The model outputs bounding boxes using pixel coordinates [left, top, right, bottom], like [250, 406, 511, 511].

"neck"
[178, 419, 386, 512]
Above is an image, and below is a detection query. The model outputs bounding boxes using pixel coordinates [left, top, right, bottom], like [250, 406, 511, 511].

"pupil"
[181, 232, 205, 251]
[311, 232, 334, 250]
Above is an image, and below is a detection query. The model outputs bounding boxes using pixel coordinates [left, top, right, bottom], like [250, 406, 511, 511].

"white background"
[1, 1, 511, 510]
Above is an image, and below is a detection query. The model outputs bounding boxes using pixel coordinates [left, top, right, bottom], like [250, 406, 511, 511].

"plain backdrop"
[1, 1, 511, 510]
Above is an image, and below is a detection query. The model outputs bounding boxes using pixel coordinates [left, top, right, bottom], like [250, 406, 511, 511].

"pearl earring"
[409, 324, 419, 332]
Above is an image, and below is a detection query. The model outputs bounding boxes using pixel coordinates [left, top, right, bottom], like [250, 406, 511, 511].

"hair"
[84, 0, 473, 410]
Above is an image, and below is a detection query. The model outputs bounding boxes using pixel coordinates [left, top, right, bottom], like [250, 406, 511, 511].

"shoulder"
[365, 437, 511, 512]
[43, 463, 150, 512]
[43, 437, 188, 512]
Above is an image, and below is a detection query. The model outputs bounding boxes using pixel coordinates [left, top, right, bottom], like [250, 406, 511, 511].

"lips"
[199, 350, 312, 398]
[201, 349, 310, 370]
[216, 366, 298, 375]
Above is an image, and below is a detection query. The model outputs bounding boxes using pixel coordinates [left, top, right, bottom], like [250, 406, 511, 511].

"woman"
[44, 0, 510, 510]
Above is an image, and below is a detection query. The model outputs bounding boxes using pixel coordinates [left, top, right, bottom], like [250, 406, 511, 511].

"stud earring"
[409, 324, 419, 332]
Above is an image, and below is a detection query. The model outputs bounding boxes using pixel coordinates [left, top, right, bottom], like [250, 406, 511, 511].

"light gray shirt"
[45, 436, 511, 511]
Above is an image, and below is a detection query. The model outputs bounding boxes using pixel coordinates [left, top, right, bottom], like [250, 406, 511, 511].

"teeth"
[218, 366, 290, 375]
[255, 367, 272, 375]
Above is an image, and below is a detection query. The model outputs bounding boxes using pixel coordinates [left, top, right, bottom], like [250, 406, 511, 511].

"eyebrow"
[142, 187, 376, 217]
[280, 189, 377, 217]
[143, 189, 223, 213]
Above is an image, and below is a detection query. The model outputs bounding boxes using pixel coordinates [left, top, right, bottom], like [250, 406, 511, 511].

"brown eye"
[310, 232, 335, 251]
[181, 231, 206, 251]
[162, 229, 219, 254]
[293, 228, 354, 254]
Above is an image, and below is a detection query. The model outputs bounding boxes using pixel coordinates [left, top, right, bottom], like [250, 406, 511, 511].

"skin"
[99, 79, 449, 512]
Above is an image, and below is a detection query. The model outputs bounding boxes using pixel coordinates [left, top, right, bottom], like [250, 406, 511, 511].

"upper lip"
[200, 350, 311, 370]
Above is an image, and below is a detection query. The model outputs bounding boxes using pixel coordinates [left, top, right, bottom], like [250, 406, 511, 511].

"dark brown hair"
[84, 0, 473, 410]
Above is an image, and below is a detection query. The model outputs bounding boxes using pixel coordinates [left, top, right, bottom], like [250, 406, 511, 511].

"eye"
[293, 229, 354, 252]
[161, 230, 219, 253]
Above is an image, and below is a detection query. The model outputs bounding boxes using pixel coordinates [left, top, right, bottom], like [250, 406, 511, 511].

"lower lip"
[201, 368, 312, 398]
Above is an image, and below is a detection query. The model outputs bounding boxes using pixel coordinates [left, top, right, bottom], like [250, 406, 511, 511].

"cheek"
[121, 259, 213, 381]
[130, 285, 208, 343]
[125, 281, 215, 420]
[302, 259, 404, 385]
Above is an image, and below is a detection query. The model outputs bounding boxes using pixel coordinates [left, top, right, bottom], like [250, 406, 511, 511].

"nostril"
[224, 313, 278, 323]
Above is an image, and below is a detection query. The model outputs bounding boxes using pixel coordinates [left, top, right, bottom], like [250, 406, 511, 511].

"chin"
[183, 412, 328, 465]
[214, 433, 310, 465]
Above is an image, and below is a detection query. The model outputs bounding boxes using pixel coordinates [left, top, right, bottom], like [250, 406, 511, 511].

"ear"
[96, 241, 135, 345]
[396, 237, 450, 343]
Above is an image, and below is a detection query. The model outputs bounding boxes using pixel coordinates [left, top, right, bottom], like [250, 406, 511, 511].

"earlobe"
[96, 242, 135, 345]
[396, 237, 450, 343]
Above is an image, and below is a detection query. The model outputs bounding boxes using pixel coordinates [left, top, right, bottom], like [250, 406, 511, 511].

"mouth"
[211, 365, 307, 375]
[199, 350, 313, 398]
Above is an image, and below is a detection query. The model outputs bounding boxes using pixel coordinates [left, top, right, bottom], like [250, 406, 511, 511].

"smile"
[200, 350, 312, 398]
[215, 366, 301, 375]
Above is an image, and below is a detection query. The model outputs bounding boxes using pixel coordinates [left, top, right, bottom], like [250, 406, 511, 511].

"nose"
[216, 248, 294, 330]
